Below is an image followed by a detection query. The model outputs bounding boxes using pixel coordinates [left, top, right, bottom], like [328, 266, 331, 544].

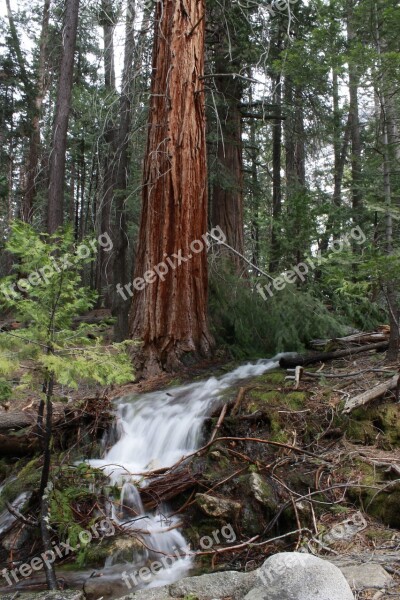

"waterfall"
[89, 356, 288, 589]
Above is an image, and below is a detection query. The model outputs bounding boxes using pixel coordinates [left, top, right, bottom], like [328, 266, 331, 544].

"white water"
[89, 356, 290, 589]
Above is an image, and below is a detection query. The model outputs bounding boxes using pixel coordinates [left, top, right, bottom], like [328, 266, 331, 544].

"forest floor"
[1, 340, 400, 599]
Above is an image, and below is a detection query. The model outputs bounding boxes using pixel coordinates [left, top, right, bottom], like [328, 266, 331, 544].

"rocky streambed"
[1, 353, 400, 599]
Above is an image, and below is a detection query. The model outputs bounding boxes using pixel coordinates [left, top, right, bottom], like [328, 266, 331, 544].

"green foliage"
[0, 222, 134, 397]
[49, 463, 110, 566]
[318, 246, 388, 331]
[209, 270, 345, 359]
[0, 378, 12, 403]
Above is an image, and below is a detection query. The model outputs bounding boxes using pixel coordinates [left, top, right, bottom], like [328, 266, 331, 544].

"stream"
[88, 356, 288, 591]
[0, 356, 291, 597]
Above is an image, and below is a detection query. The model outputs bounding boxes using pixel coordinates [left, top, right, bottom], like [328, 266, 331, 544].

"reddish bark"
[129, 0, 213, 376]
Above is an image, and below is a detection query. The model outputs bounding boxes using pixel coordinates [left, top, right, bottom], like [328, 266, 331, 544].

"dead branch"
[231, 387, 245, 416]
[343, 373, 399, 413]
[210, 404, 228, 442]
[279, 342, 389, 369]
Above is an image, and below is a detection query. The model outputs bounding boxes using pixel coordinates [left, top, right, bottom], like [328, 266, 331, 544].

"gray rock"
[118, 588, 172, 600]
[340, 564, 393, 590]
[242, 588, 268, 600]
[84, 574, 139, 600]
[195, 493, 241, 520]
[170, 570, 257, 600]
[249, 474, 277, 511]
[256, 552, 355, 600]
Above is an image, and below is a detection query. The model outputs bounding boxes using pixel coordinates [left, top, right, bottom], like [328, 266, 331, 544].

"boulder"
[256, 552, 355, 600]
[340, 563, 393, 590]
[170, 570, 257, 599]
[118, 589, 172, 600]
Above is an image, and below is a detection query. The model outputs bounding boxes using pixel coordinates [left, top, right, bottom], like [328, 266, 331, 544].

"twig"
[210, 404, 228, 442]
[5, 502, 37, 527]
[231, 387, 245, 416]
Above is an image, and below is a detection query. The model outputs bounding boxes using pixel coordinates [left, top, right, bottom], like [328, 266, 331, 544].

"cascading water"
[89, 356, 290, 590]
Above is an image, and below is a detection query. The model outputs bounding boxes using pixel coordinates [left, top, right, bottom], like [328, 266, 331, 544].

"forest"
[0, 0, 400, 599]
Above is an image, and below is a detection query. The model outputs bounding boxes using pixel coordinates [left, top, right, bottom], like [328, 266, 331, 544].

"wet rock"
[107, 536, 147, 565]
[256, 552, 355, 600]
[340, 564, 394, 590]
[195, 493, 241, 520]
[119, 589, 172, 600]
[84, 574, 138, 600]
[2, 523, 30, 551]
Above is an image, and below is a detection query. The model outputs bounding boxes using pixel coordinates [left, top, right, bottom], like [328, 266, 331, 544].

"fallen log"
[0, 432, 39, 456]
[342, 373, 399, 413]
[310, 332, 389, 350]
[0, 397, 113, 457]
[279, 341, 389, 369]
[0, 412, 36, 431]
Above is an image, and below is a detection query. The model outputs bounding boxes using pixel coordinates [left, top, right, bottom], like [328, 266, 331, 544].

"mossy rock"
[344, 403, 400, 447]
[342, 459, 400, 528]
[0, 457, 41, 512]
[248, 473, 278, 513]
[62, 535, 146, 569]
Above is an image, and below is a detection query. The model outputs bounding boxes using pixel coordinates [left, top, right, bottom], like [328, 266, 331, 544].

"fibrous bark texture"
[129, 0, 213, 377]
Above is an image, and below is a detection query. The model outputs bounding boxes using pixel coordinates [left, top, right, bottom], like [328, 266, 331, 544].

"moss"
[0, 458, 11, 483]
[269, 413, 288, 443]
[282, 392, 306, 409]
[364, 527, 394, 542]
[0, 457, 41, 512]
[257, 371, 286, 385]
[329, 505, 351, 515]
[344, 403, 400, 448]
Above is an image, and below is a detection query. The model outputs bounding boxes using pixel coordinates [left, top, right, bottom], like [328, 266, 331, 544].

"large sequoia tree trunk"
[129, 0, 214, 377]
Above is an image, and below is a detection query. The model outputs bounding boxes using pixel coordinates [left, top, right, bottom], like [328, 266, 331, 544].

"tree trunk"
[249, 89, 260, 271]
[129, 0, 214, 376]
[112, 0, 136, 341]
[269, 74, 282, 272]
[374, 3, 399, 362]
[347, 0, 363, 218]
[22, 0, 51, 223]
[39, 375, 58, 590]
[47, 0, 80, 234]
[284, 78, 307, 265]
[211, 49, 245, 272]
[97, 0, 117, 308]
